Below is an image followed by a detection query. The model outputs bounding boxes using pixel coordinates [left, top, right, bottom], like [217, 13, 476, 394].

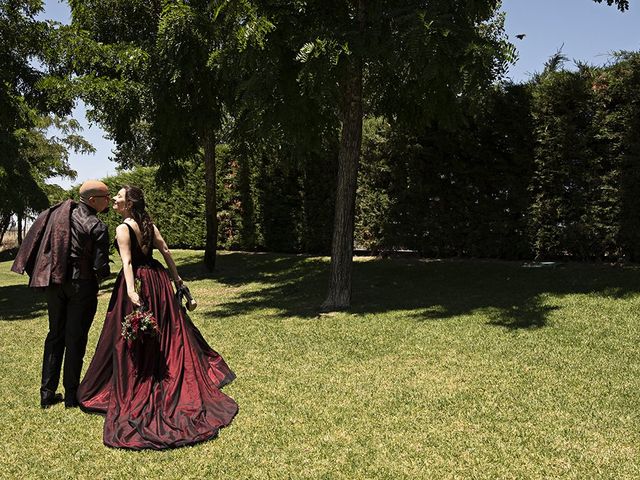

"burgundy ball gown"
[78, 224, 238, 449]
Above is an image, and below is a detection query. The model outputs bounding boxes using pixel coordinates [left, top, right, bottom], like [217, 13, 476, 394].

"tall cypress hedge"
[601, 54, 640, 261]
[355, 84, 535, 259]
[529, 54, 640, 260]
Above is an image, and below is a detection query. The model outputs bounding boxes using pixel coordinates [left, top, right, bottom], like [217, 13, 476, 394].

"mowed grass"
[1, 250, 639, 479]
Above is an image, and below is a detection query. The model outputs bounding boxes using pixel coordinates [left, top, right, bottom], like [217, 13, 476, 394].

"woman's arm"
[115, 224, 141, 307]
[153, 225, 182, 286]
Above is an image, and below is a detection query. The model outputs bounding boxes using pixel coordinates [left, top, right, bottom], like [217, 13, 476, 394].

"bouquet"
[121, 278, 160, 341]
[121, 306, 160, 342]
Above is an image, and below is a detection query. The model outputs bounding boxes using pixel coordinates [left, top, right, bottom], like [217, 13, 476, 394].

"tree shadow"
[179, 253, 640, 330]
[0, 284, 48, 321]
[354, 260, 640, 329]
[187, 252, 329, 319]
[5, 252, 640, 329]
[0, 272, 119, 322]
[0, 248, 17, 263]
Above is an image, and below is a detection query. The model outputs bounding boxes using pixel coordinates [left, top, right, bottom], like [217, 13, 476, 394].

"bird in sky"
[515, 34, 526, 40]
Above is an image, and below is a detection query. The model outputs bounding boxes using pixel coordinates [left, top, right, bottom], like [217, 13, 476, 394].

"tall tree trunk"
[0, 213, 10, 247]
[203, 130, 217, 271]
[321, 0, 365, 311]
[238, 153, 256, 249]
[17, 213, 23, 245]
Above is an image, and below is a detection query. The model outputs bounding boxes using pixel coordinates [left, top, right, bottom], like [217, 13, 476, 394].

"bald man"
[41, 180, 111, 408]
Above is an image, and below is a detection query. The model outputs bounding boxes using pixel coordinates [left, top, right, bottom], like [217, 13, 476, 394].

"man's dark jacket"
[11, 200, 110, 288]
[11, 200, 76, 287]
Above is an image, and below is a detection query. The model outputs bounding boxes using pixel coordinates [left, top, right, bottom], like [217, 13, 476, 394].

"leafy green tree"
[529, 58, 593, 259]
[0, 0, 89, 244]
[260, 1, 514, 310]
[67, 0, 272, 270]
[593, 0, 629, 10]
[224, 4, 341, 255]
[528, 53, 629, 261]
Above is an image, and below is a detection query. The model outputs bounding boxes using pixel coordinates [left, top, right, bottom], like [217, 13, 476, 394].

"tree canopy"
[594, 0, 629, 11]
[248, 0, 515, 310]
[66, 0, 273, 269]
[0, 0, 91, 242]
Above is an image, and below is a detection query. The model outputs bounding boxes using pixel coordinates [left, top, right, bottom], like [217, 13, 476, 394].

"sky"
[39, 0, 640, 189]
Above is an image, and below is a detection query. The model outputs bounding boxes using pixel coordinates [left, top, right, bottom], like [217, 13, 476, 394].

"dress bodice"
[115, 223, 154, 266]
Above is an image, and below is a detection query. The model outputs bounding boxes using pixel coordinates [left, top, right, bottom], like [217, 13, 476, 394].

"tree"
[67, 0, 272, 270]
[0, 0, 89, 244]
[593, 0, 629, 10]
[257, 1, 513, 310]
[1, 114, 93, 244]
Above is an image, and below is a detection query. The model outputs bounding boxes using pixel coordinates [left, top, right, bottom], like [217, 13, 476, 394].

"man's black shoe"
[64, 393, 79, 408]
[40, 393, 63, 409]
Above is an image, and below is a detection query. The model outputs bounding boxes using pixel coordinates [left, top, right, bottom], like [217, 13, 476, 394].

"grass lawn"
[1, 250, 639, 479]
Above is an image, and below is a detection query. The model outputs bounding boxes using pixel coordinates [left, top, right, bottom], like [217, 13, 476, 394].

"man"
[12, 180, 111, 408]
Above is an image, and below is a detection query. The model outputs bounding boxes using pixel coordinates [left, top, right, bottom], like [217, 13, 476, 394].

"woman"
[78, 185, 238, 450]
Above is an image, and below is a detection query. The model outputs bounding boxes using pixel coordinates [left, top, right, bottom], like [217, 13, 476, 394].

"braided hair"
[123, 185, 154, 249]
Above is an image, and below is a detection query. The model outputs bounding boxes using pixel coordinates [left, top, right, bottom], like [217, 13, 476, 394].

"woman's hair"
[123, 185, 154, 249]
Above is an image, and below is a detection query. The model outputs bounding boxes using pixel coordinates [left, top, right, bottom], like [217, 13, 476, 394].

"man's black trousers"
[41, 280, 98, 400]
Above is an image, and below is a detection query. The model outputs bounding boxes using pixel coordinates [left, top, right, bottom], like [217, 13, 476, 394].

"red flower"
[122, 308, 159, 342]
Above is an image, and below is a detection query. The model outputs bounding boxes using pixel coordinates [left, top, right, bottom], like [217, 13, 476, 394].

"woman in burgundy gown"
[78, 185, 237, 450]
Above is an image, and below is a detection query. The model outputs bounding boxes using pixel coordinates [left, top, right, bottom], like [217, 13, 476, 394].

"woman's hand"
[174, 277, 184, 287]
[128, 290, 141, 307]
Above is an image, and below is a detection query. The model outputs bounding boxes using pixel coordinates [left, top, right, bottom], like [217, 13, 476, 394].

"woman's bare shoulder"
[123, 218, 141, 230]
[116, 223, 130, 235]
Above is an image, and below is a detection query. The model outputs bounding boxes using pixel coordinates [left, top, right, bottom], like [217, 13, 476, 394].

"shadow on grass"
[178, 252, 329, 319]
[0, 284, 48, 321]
[172, 252, 640, 330]
[0, 272, 119, 322]
[0, 248, 17, 263]
[4, 252, 640, 329]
